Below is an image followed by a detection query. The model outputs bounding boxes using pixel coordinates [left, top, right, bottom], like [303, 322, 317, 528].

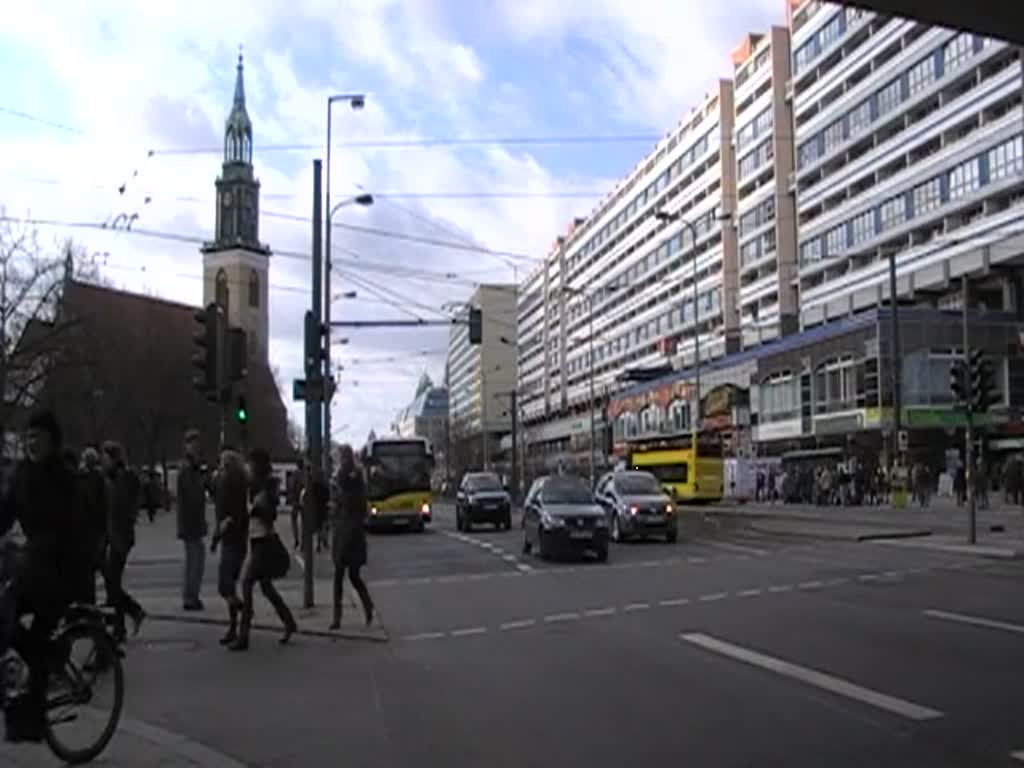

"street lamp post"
[324, 191, 373, 477]
[655, 210, 704, 435]
[324, 91, 367, 480]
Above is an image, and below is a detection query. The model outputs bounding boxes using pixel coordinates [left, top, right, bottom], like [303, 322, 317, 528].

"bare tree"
[0, 216, 101, 447]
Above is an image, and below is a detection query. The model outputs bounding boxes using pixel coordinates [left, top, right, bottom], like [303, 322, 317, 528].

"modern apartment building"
[732, 27, 800, 347]
[790, 1, 1024, 326]
[447, 284, 518, 469]
[517, 81, 740, 472]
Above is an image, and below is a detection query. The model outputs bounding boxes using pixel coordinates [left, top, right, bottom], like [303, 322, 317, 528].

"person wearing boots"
[229, 448, 296, 651]
[329, 444, 374, 631]
[102, 441, 146, 641]
[211, 449, 249, 646]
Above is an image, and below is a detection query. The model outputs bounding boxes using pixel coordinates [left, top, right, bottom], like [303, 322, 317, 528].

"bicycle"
[1, 545, 125, 764]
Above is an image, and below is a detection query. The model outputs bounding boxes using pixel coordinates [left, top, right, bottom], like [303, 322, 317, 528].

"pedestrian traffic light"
[304, 311, 326, 377]
[949, 359, 968, 407]
[236, 394, 248, 424]
[969, 349, 997, 414]
[468, 307, 482, 345]
[192, 303, 219, 396]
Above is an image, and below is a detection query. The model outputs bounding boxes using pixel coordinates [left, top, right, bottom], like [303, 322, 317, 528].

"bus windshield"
[366, 442, 432, 499]
[636, 464, 689, 483]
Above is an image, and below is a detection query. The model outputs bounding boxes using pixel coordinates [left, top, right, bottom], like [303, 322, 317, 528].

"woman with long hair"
[228, 448, 297, 651]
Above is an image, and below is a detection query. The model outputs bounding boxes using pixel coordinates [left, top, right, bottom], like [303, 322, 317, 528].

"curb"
[146, 613, 390, 642]
[874, 539, 1023, 559]
[856, 530, 933, 542]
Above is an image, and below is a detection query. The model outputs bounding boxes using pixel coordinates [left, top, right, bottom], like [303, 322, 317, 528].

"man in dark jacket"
[102, 441, 145, 640]
[0, 410, 78, 742]
[211, 448, 249, 645]
[72, 446, 108, 605]
[176, 429, 207, 611]
[329, 444, 374, 631]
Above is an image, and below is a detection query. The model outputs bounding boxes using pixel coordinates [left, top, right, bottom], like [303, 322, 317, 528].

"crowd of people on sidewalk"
[0, 409, 377, 743]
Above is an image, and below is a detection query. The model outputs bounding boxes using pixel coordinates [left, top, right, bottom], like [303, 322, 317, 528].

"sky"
[0, 0, 782, 447]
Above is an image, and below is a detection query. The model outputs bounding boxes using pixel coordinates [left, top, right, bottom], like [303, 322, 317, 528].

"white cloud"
[0, 0, 787, 448]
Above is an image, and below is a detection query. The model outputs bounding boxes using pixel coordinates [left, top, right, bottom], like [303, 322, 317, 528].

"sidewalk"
[0, 714, 248, 767]
[706, 497, 1024, 556]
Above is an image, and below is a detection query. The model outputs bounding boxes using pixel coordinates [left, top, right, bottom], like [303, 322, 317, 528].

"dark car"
[596, 471, 677, 543]
[521, 475, 609, 562]
[456, 472, 512, 531]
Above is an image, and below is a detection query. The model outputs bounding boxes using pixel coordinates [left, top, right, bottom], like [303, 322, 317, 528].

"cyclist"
[0, 409, 79, 743]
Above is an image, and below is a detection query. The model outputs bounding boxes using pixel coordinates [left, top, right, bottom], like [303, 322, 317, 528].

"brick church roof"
[36, 279, 296, 466]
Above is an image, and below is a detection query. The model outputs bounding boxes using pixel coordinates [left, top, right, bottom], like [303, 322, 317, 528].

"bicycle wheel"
[43, 621, 124, 765]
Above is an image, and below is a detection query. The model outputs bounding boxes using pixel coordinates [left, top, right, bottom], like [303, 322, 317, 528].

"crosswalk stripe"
[680, 633, 943, 721]
[923, 609, 1024, 635]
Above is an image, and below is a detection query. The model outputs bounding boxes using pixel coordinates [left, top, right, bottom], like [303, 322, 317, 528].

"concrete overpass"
[842, 1, 1024, 45]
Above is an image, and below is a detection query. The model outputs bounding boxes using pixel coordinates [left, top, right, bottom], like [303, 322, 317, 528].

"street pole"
[481, 352, 488, 471]
[304, 158, 324, 610]
[510, 390, 518, 501]
[888, 250, 904, 504]
[689, 222, 701, 452]
[962, 275, 977, 545]
[323, 104, 334, 484]
[588, 294, 596, 489]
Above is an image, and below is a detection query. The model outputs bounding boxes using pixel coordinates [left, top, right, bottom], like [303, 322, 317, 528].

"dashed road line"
[699, 592, 728, 603]
[405, 631, 445, 641]
[798, 580, 824, 590]
[583, 607, 616, 617]
[706, 540, 769, 557]
[688, 556, 708, 564]
[544, 612, 581, 623]
[737, 588, 762, 598]
[500, 619, 537, 631]
[659, 597, 690, 607]
[623, 602, 650, 612]
[680, 633, 944, 721]
[768, 585, 793, 593]
[450, 626, 488, 637]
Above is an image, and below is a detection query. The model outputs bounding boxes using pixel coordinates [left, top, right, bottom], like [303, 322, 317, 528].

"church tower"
[202, 51, 271, 363]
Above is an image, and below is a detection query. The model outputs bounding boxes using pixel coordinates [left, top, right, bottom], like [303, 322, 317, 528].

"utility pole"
[510, 390, 518, 501]
[888, 250, 905, 507]
[303, 158, 324, 609]
[962, 275, 977, 545]
[588, 295, 597, 489]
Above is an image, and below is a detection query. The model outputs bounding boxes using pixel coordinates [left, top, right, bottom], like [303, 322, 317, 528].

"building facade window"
[850, 210, 875, 245]
[823, 119, 845, 154]
[948, 157, 980, 200]
[248, 269, 259, 308]
[877, 78, 902, 116]
[814, 356, 862, 413]
[912, 176, 943, 215]
[847, 99, 872, 139]
[825, 226, 846, 256]
[800, 237, 823, 266]
[215, 269, 229, 310]
[759, 373, 798, 423]
[908, 54, 937, 96]
[988, 136, 1023, 183]
[943, 33, 974, 73]
[879, 194, 907, 230]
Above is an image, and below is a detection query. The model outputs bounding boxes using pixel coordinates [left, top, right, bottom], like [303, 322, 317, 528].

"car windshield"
[541, 478, 594, 505]
[467, 475, 502, 491]
[615, 473, 664, 495]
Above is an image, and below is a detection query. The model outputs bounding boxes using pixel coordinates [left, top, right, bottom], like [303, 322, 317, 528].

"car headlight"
[540, 511, 565, 528]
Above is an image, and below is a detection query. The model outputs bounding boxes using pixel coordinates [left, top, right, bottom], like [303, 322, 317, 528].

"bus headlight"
[370, 506, 378, 516]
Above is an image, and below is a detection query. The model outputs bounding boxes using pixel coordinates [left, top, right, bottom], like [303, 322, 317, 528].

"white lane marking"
[544, 612, 581, 623]
[467, 573, 491, 581]
[1010, 749, 1024, 762]
[450, 626, 488, 637]
[699, 592, 729, 603]
[583, 607, 616, 617]
[517, 563, 534, 573]
[407, 577, 434, 585]
[737, 588, 762, 598]
[798, 580, 824, 590]
[880, 570, 903, 579]
[502, 554, 518, 562]
[437, 575, 465, 584]
[659, 597, 690, 607]
[923, 609, 1024, 636]
[623, 602, 650, 612]
[825, 577, 850, 587]
[404, 631, 445, 641]
[858, 573, 881, 582]
[680, 633, 944, 721]
[500, 619, 537, 631]
[705, 538, 768, 558]
[768, 585, 793, 593]
[688, 556, 708, 564]
[635, 560, 662, 568]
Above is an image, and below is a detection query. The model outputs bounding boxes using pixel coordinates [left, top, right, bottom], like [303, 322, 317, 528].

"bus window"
[634, 464, 688, 483]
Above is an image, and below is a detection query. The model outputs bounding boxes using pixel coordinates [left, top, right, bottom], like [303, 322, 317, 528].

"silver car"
[595, 471, 678, 543]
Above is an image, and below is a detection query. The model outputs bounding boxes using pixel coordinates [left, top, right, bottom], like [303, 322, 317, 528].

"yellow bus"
[361, 437, 435, 532]
[628, 432, 724, 503]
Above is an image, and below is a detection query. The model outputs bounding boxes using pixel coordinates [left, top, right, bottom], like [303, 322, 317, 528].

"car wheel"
[594, 545, 609, 563]
[611, 514, 623, 543]
[666, 528, 678, 544]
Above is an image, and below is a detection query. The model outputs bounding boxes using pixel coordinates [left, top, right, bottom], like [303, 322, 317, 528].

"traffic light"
[950, 359, 968, 407]
[304, 310, 325, 377]
[192, 304, 219, 396]
[969, 349, 997, 414]
[468, 307, 482, 345]
[236, 394, 248, 424]
[229, 328, 248, 382]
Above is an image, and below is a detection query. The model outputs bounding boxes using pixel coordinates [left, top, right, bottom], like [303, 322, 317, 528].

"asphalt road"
[93, 503, 1024, 766]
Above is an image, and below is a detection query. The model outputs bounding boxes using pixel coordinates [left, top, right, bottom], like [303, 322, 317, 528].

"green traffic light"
[237, 409, 247, 423]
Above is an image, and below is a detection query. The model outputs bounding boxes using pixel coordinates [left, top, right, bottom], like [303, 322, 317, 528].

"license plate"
[391, 518, 409, 526]
[569, 530, 593, 540]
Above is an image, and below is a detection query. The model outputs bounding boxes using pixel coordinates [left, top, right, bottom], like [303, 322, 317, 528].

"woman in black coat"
[329, 444, 374, 630]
